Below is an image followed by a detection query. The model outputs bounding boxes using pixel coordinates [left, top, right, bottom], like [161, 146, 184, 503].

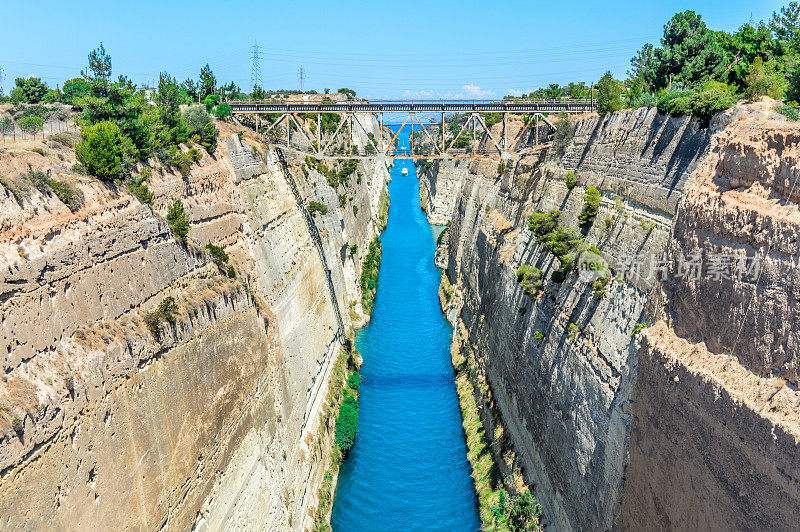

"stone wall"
[0, 118, 388, 530]
[435, 104, 800, 529]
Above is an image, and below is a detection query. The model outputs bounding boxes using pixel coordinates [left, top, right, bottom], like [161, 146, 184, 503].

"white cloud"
[402, 89, 435, 99]
[462, 84, 495, 98]
[507, 89, 524, 97]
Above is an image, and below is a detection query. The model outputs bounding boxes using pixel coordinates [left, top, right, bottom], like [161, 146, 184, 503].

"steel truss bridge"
[228, 99, 596, 161]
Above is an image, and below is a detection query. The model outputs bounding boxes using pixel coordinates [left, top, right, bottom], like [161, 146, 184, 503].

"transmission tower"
[250, 41, 263, 91]
[298, 66, 306, 92]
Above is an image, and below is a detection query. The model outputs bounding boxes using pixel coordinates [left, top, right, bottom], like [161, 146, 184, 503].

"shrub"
[360, 238, 382, 314]
[528, 210, 561, 243]
[214, 102, 232, 119]
[334, 395, 359, 453]
[497, 160, 506, 175]
[50, 132, 75, 148]
[640, 219, 655, 235]
[30, 147, 47, 157]
[507, 490, 543, 531]
[689, 80, 738, 126]
[307, 201, 328, 215]
[630, 92, 657, 109]
[534, 331, 545, 341]
[776, 104, 800, 121]
[75, 121, 124, 181]
[592, 276, 610, 298]
[349, 244, 358, 255]
[552, 112, 573, 157]
[516, 264, 543, 296]
[657, 90, 694, 115]
[604, 216, 613, 230]
[25, 170, 83, 212]
[347, 373, 361, 391]
[158, 296, 179, 323]
[129, 177, 154, 205]
[206, 242, 229, 266]
[167, 200, 190, 240]
[144, 296, 180, 336]
[578, 186, 601, 228]
[565, 171, 577, 189]
[18, 116, 44, 136]
[632, 322, 648, 336]
[12, 416, 23, 433]
[64, 376, 74, 392]
[568, 322, 580, 341]
[227, 265, 236, 278]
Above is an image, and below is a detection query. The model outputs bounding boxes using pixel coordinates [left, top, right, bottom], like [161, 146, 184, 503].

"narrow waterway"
[331, 132, 480, 530]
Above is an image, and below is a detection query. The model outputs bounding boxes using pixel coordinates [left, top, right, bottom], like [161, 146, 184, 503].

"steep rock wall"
[0, 119, 388, 530]
[434, 106, 800, 529]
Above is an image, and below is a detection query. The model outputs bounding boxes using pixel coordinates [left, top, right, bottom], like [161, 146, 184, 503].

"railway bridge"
[228, 99, 596, 161]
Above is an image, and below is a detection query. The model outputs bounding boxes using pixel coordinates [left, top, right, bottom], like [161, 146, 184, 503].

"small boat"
[401, 167, 409, 176]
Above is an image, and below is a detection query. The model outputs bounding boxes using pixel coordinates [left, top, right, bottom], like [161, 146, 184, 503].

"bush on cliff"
[578, 186, 601, 229]
[516, 265, 543, 297]
[75, 121, 124, 181]
[360, 238, 382, 314]
[347, 373, 361, 391]
[335, 395, 359, 453]
[167, 200, 190, 241]
[307, 201, 328, 215]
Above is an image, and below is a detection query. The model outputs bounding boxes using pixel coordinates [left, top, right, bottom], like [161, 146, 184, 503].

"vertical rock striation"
[434, 104, 800, 529]
[0, 118, 388, 530]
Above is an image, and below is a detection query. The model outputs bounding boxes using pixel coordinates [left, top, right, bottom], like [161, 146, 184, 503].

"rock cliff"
[0, 118, 388, 530]
[433, 103, 800, 529]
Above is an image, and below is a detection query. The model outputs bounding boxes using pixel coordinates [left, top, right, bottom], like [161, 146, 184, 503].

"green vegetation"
[632, 322, 649, 336]
[307, 200, 329, 215]
[592, 276, 611, 298]
[640, 219, 656, 235]
[129, 176, 154, 205]
[167, 200, 190, 241]
[347, 373, 361, 391]
[568, 322, 580, 341]
[349, 244, 358, 255]
[360, 238, 382, 314]
[205, 243, 229, 267]
[453, 346, 543, 531]
[578, 186, 601, 229]
[516, 265, 543, 297]
[497, 160, 506, 175]
[776, 102, 800, 120]
[596, 71, 624, 115]
[75, 121, 124, 180]
[143, 296, 179, 336]
[334, 395, 359, 453]
[552, 112, 573, 157]
[25, 170, 84, 212]
[534, 331, 545, 341]
[377, 186, 390, 231]
[565, 171, 578, 189]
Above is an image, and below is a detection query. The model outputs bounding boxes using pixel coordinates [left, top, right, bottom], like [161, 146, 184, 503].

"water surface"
[331, 135, 480, 531]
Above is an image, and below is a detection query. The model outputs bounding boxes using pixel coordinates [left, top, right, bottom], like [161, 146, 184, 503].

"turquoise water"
[331, 134, 480, 531]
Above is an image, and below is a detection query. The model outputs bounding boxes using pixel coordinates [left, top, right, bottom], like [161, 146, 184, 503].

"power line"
[298, 65, 306, 92]
[250, 40, 263, 91]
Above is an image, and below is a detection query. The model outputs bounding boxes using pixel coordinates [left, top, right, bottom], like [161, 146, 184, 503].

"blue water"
[331, 134, 480, 531]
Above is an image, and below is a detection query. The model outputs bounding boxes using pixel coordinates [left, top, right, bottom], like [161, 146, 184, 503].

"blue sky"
[0, 0, 789, 99]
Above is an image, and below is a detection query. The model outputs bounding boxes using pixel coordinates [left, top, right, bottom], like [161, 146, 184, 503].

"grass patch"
[453, 347, 542, 531]
[360, 237, 382, 314]
[377, 185, 390, 231]
[308, 200, 328, 215]
[143, 296, 179, 336]
[24, 170, 83, 212]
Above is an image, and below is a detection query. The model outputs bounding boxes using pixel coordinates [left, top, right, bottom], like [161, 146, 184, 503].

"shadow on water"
[331, 131, 481, 531]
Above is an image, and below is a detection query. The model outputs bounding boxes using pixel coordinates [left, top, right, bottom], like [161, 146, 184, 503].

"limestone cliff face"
[0, 120, 388, 530]
[419, 159, 468, 224]
[435, 104, 800, 529]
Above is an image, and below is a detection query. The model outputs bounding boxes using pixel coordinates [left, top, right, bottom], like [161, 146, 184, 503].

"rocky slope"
[433, 103, 800, 529]
[0, 118, 388, 530]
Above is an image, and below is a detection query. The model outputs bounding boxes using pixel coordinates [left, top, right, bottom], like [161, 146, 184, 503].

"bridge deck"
[228, 99, 595, 114]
